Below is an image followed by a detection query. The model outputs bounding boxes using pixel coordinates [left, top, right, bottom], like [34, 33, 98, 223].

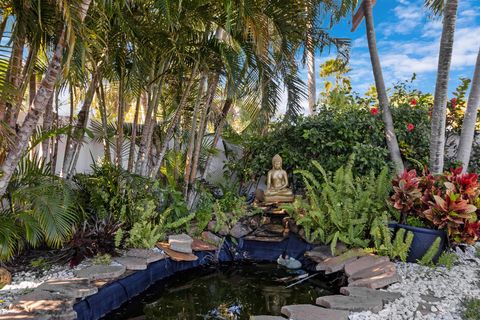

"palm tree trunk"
[136, 85, 158, 175]
[183, 73, 207, 197]
[3, 34, 25, 128]
[128, 94, 141, 172]
[116, 76, 125, 168]
[306, 26, 316, 114]
[201, 98, 232, 180]
[456, 47, 480, 172]
[63, 73, 98, 177]
[364, 0, 404, 175]
[41, 95, 54, 161]
[51, 88, 60, 174]
[150, 61, 199, 177]
[97, 82, 112, 163]
[0, 0, 92, 197]
[429, 0, 458, 174]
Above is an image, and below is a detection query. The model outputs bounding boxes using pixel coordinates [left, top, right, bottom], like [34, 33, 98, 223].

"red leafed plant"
[391, 167, 480, 245]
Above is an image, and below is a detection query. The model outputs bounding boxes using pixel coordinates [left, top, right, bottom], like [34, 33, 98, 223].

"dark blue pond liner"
[396, 224, 447, 263]
[73, 235, 315, 320]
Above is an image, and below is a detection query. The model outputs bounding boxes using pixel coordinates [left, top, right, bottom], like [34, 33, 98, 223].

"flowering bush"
[391, 168, 480, 244]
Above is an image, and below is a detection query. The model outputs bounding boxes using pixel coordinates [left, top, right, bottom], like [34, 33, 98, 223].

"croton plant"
[391, 168, 480, 245]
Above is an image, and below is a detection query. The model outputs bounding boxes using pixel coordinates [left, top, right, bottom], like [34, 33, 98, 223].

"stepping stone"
[157, 242, 198, 262]
[316, 249, 368, 274]
[316, 294, 383, 312]
[340, 287, 402, 304]
[36, 278, 97, 299]
[125, 248, 166, 264]
[344, 255, 390, 277]
[168, 233, 193, 253]
[348, 268, 400, 289]
[13, 290, 75, 314]
[281, 304, 349, 320]
[74, 265, 126, 281]
[114, 256, 148, 270]
[192, 238, 218, 251]
[349, 261, 396, 281]
[305, 243, 348, 263]
[250, 317, 285, 320]
[0, 311, 52, 320]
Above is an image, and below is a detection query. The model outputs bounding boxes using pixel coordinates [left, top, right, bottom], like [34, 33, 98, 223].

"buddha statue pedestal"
[262, 154, 294, 204]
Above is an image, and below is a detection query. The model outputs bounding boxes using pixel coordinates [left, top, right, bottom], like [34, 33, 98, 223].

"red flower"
[407, 123, 415, 132]
[370, 107, 379, 116]
[410, 98, 417, 106]
[450, 98, 457, 108]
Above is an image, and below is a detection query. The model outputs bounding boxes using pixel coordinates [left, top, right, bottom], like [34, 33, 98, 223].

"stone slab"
[74, 265, 126, 281]
[36, 278, 97, 299]
[125, 249, 166, 264]
[13, 290, 74, 314]
[305, 243, 348, 262]
[348, 272, 400, 289]
[168, 233, 193, 253]
[281, 304, 349, 320]
[0, 311, 52, 320]
[191, 238, 218, 251]
[157, 242, 198, 262]
[344, 255, 390, 277]
[349, 261, 396, 281]
[114, 256, 148, 270]
[316, 249, 367, 273]
[340, 287, 402, 304]
[250, 316, 286, 320]
[316, 294, 383, 312]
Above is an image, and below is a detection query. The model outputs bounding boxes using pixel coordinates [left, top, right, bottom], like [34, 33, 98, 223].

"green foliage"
[290, 157, 392, 254]
[92, 253, 112, 265]
[0, 155, 82, 262]
[418, 237, 441, 267]
[461, 297, 480, 320]
[372, 225, 414, 262]
[437, 251, 457, 270]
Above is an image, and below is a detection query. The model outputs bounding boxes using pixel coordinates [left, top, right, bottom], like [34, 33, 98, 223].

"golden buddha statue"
[264, 154, 294, 203]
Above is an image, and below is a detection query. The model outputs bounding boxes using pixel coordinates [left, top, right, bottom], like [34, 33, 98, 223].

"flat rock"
[125, 248, 166, 264]
[340, 287, 402, 304]
[229, 222, 252, 238]
[114, 256, 148, 270]
[36, 278, 97, 299]
[348, 270, 400, 289]
[261, 224, 285, 234]
[157, 242, 198, 262]
[244, 235, 286, 242]
[191, 238, 218, 251]
[305, 243, 348, 262]
[281, 304, 349, 320]
[168, 233, 193, 253]
[0, 311, 52, 320]
[316, 294, 383, 312]
[74, 265, 126, 281]
[344, 255, 390, 277]
[316, 249, 367, 274]
[13, 290, 74, 314]
[250, 317, 285, 320]
[349, 261, 396, 281]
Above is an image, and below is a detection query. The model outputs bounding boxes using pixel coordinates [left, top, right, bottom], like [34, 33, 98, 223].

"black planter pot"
[396, 224, 447, 263]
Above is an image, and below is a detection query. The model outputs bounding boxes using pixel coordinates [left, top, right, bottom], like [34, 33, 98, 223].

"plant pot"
[396, 224, 447, 263]
[388, 221, 398, 231]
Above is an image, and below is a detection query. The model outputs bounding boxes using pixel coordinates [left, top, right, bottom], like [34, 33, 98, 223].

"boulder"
[168, 233, 193, 254]
[229, 222, 252, 238]
[207, 221, 229, 236]
[0, 267, 12, 287]
[201, 231, 223, 246]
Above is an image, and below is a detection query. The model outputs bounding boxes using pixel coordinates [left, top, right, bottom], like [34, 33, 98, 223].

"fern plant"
[418, 237, 441, 266]
[371, 220, 414, 262]
[293, 156, 392, 255]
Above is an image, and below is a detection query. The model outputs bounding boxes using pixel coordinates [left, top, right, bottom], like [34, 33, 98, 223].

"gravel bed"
[349, 244, 480, 320]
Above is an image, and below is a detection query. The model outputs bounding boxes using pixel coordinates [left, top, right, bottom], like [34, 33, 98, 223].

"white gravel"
[349, 244, 480, 320]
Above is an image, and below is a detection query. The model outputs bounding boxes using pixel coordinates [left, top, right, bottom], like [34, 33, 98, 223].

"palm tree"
[428, 0, 458, 174]
[456, 47, 480, 172]
[363, 0, 404, 175]
[0, 0, 93, 197]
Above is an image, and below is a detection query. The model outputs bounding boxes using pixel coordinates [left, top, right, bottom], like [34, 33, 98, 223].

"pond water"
[103, 262, 338, 320]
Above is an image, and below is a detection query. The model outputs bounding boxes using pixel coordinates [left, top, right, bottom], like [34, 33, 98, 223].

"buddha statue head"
[272, 154, 283, 170]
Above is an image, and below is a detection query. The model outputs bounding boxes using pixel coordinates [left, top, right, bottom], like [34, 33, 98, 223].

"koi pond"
[102, 262, 338, 320]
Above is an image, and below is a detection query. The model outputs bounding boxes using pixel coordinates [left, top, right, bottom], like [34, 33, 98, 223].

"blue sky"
[291, 0, 480, 113]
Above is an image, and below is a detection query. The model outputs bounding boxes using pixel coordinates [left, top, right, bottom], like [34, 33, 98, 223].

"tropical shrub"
[391, 168, 480, 244]
[285, 157, 393, 254]
[0, 155, 81, 262]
